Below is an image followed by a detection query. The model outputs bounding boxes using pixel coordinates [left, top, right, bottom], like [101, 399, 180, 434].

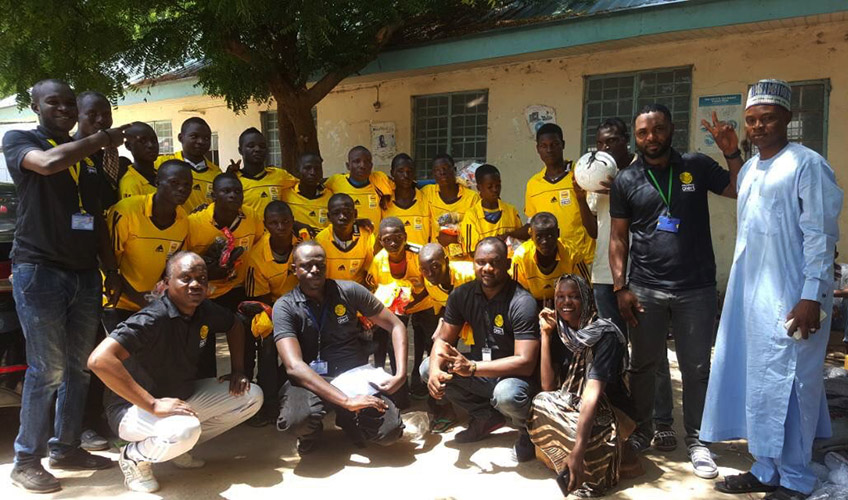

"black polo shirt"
[442, 279, 539, 361]
[273, 279, 384, 377]
[609, 149, 729, 292]
[2, 126, 101, 270]
[103, 294, 235, 426]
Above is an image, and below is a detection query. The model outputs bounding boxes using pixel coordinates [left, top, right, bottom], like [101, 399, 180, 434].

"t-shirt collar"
[163, 293, 196, 320]
[36, 124, 72, 144]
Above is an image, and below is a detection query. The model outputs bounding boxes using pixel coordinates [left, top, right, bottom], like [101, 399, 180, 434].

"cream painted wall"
[105, 19, 848, 290]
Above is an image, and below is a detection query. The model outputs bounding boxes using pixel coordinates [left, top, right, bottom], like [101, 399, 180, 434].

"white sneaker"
[119, 446, 159, 493]
[171, 452, 205, 469]
[689, 445, 718, 479]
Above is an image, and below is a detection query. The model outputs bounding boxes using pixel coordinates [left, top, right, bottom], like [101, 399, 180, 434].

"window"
[146, 120, 174, 155]
[261, 109, 318, 167]
[583, 67, 692, 152]
[787, 80, 829, 156]
[206, 132, 220, 165]
[413, 90, 488, 179]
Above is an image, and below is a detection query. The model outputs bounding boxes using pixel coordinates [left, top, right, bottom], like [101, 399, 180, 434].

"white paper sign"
[525, 105, 557, 136]
[370, 122, 396, 166]
[697, 94, 743, 153]
[330, 364, 393, 397]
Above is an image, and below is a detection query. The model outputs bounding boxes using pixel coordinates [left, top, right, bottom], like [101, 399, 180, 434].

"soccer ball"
[574, 151, 618, 192]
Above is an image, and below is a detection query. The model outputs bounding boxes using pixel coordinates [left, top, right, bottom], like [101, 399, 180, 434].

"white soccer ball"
[574, 151, 618, 192]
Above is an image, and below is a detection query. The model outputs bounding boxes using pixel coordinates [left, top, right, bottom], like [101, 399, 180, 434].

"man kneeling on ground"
[274, 241, 407, 455]
[88, 251, 263, 493]
[423, 237, 540, 461]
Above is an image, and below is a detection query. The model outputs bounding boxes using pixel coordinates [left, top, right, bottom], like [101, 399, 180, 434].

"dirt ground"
[0, 344, 765, 500]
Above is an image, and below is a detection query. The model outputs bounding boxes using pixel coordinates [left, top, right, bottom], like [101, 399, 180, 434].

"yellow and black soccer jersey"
[280, 183, 333, 231]
[185, 203, 263, 298]
[314, 225, 375, 285]
[238, 167, 298, 216]
[525, 166, 596, 264]
[154, 151, 221, 213]
[424, 259, 475, 315]
[324, 171, 393, 223]
[458, 199, 522, 256]
[119, 164, 157, 200]
[244, 232, 299, 301]
[383, 192, 431, 246]
[108, 194, 188, 311]
[510, 239, 590, 302]
[366, 248, 432, 314]
[422, 183, 480, 241]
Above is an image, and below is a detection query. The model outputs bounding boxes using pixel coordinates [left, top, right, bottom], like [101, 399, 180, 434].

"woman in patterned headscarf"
[527, 274, 640, 497]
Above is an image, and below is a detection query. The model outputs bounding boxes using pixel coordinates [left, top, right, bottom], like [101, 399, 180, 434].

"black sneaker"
[514, 432, 535, 462]
[454, 412, 506, 443]
[48, 447, 114, 471]
[296, 437, 318, 456]
[11, 462, 61, 494]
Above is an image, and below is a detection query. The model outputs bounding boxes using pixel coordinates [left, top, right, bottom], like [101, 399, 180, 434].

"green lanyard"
[646, 166, 673, 216]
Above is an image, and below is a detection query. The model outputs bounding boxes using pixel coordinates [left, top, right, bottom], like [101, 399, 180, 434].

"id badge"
[309, 359, 328, 375]
[481, 347, 492, 362]
[657, 215, 680, 233]
[71, 212, 95, 231]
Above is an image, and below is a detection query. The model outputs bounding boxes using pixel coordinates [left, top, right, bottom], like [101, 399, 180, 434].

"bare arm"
[573, 181, 598, 239]
[609, 217, 630, 290]
[702, 111, 743, 199]
[225, 319, 248, 396]
[562, 379, 606, 494]
[464, 338, 539, 379]
[539, 309, 558, 391]
[22, 126, 127, 176]
[427, 320, 463, 399]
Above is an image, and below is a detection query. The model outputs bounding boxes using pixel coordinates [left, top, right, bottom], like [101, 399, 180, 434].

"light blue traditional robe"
[701, 142, 842, 461]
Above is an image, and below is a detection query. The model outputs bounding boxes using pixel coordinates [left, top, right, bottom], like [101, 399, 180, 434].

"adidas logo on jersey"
[354, 199, 361, 205]
[338, 264, 346, 271]
[155, 245, 164, 252]
[261, 192, 268, 198]
[404, 220, 411, 226]
[309, 211, 316, 216]
[550, 196, 557, 203]
[193, 185, 202, 191]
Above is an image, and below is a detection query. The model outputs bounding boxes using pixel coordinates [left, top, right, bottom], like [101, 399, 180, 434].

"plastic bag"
[809, 484, 848, 500]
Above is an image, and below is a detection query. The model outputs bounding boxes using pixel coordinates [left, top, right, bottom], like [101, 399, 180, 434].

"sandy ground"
[0, 343, 763, 500]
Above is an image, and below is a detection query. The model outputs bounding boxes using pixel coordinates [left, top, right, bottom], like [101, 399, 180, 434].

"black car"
[0, 182, 23, 407]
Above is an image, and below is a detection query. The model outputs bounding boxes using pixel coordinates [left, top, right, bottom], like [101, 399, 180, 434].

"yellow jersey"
[458, 199, 523, 256]
[314, 225, 375, 284]
[424, 260, 476, 315]
[238, 167, 298, 216]
[154, 151, 221, 213]
[108, 194, 188, 311]
[280, 183, 333, 230]
[119, 164, 156, 200]
[366, 248, 432, 314]
[243, 232, 299, 301]
[383, 191, 431, 246]
[324, 171, 393, 223]
[185, 203, 263, 298]
[422, 183, 480, 240]
[510, 239, 590, 302]
[525, 166, 596, 264]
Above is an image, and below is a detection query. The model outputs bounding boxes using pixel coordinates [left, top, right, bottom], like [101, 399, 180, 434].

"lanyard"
[45, 138, 94, 213]
[646, 165, 673, 216]
[305, 301, 329, 360]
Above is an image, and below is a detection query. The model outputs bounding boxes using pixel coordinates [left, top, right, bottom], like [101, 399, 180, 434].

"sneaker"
[689, 445, 718, 479]
[514, 432, 535, 462]
[171, 452, 205, 469]
[10, 462, 61, 494]
[119, 446, 159, 493]
[80, 429, 110, 452]
[48, 447, 113, 470]
[296, 437, 318, 456]
[454, 413, 506, 444]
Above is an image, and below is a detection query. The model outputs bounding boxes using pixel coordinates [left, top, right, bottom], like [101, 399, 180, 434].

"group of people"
[2, 77, 842, 500]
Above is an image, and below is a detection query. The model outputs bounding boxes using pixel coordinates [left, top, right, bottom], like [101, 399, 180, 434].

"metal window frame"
[260, 109, 318, 167]
[412, 89, 489, 179]
[146, 120, 174, 155]
[787, 78, 830, 158]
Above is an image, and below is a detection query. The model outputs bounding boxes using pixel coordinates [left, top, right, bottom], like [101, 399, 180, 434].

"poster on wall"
[696, 94, 743, 153]
[370, 122, 396, 166]
[524, 105, 557, 136]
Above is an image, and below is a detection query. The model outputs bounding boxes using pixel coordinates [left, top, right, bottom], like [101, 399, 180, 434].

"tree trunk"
[275, 96, 319, 175]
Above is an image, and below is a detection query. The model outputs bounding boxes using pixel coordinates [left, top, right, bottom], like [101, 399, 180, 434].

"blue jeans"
[12, 263, 102, 465]
[594, 284, 674, 428]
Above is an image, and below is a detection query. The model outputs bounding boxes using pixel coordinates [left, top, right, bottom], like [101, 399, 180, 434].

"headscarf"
[553, 274, 625, 354]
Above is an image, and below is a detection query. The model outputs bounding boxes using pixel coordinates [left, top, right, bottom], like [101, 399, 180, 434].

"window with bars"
[206, 132, 220, 166]
[146, 120, 174, 155]
[412, 90, 488, 179]
[582, 67, 692, 153]
[786, 80, 829, 156]
[261, 109, 318, 167]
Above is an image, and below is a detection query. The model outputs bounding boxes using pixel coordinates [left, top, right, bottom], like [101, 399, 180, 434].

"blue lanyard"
[305, 301, 329, 359]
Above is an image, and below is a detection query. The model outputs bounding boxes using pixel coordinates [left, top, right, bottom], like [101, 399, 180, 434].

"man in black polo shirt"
[88, 251, 262, 493]
[423, 237, 540, 462]
[274, 241, 407, 455]
[609, 103, 742, 480]
[2, 79, 128, 493]
[73, 91, 123, 210]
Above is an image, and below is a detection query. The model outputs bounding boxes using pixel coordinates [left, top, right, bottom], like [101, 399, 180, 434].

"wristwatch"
[470, 361, 477, 376]
[724, 149, 742, 160]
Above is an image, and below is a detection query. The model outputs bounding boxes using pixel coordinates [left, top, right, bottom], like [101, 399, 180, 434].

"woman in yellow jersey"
[384, 154, 430, 247]
[231, 128, 297, 214]
[324, 146, 392, 224]
[422, 154, 480, 256]
[119, 122, 159, 200]
[459, 164, 523, 256]
[281, 152, 333, 237]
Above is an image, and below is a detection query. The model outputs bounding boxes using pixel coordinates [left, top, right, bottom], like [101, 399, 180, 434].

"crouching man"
[88, 251, 262, 493]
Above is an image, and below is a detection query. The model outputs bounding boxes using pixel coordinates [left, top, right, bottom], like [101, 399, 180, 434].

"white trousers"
[118, 378, 263, 463]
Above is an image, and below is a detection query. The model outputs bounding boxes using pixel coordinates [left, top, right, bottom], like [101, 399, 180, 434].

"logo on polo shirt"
[199, 325, 209, 348]
[558, 190, 571, 206]
[335, 304, 346, 316]
[680, 171, 695, 192]
[494, 314, 504, 327]
[493, 313, 505, 336]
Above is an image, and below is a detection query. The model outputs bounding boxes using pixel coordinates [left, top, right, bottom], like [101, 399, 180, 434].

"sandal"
[430, 417, 456, 433]
[651, 428, 678, 452]
[715, 472, 778, 494]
